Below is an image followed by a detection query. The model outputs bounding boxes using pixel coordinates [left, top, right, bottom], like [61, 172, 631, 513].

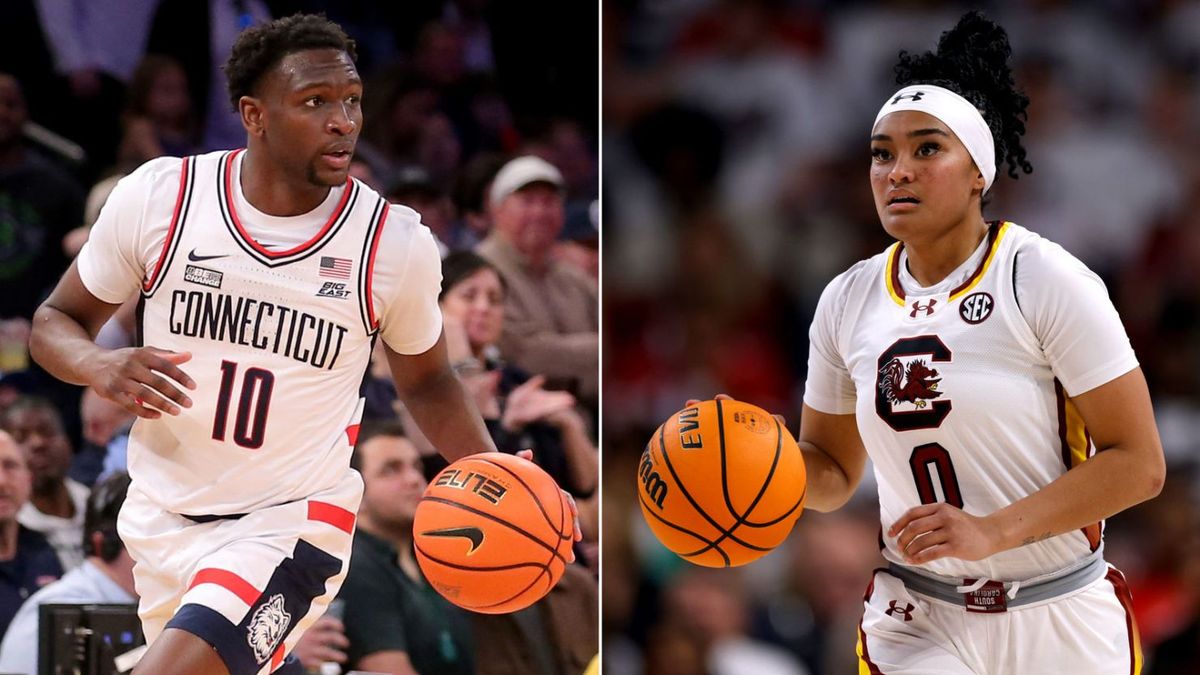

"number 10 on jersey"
[212, 360, 275, 449]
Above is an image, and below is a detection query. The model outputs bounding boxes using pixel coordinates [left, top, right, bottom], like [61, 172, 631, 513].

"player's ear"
[240, 96, 265, 137]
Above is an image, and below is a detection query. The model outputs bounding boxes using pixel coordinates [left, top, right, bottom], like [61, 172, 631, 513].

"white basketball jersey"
[122, 150, 416, 515]
[805, 222, 1137, 581]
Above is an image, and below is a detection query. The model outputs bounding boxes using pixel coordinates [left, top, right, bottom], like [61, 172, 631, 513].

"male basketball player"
[29, 15, 500, 675]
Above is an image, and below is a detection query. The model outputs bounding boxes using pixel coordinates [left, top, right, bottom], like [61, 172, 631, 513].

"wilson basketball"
[414, 452, 573, 614]
[638, 399, 807, 567]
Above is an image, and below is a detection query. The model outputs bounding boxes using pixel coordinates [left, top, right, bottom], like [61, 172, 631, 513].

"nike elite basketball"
[638, 399, 807, 567]
[414, 453, 573, 614]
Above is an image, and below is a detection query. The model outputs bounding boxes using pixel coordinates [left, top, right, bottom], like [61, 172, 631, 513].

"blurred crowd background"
[0, 1, 598, 673]
[604, 0, 1200, 673]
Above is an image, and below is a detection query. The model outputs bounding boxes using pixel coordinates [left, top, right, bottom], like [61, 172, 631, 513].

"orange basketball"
[413, 452, 573, 614]
[638, 399, 806, 567]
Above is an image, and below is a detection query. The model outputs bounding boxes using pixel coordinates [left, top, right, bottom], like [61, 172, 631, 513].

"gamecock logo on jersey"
[879, 358, 942, 408]
[876, 336, 953, 431]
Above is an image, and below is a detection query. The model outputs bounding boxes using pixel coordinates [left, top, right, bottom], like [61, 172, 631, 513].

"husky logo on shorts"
[247, 593, 291, 663]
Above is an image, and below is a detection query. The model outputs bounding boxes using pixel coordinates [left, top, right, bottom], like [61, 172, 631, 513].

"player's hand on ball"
[889, 502, 1004, 564]
[91, 346, 196, 419]
[517, 448, 582, 556]
[686, 393, 789, 428]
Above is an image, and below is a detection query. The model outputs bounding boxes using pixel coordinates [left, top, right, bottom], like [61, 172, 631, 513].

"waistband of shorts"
[886, 552, 1107, 608]
[179, 511, 250, 523]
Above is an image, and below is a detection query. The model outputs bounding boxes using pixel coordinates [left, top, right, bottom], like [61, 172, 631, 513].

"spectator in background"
[32, 0, 159, 174]
[389, 165, 455, 254]
[0, 471, 136, 675]
[69, 387, 132, 488]
[476, 156, 598, 409]
[116, 55, 198, 168]
[660, 568, 809, 675]
[0, 73, 84, 320]
[339, 421, 475, 675]
[146, 0, 272, 151]
[439, 251, 598, 502]
[472, 563, 600, 675]
[1, 397, 88, 571]
[554, 200, 599, 281]
[451, 151, 506, 249]
[0, 430, 61, 639]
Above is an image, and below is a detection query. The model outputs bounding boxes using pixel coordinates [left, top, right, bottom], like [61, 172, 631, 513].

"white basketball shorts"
[117, 469, 363, 675]
[855, 564, 1141, 674]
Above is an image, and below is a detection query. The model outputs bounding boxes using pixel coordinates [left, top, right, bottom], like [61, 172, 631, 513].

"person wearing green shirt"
[338, 420, 474, 675]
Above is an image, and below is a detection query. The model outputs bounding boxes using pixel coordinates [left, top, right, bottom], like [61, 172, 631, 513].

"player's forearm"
[799, 442, 858, 512]
[396, 367, 498, 463]
[29, 302, 110, 386]
[987, 443, 1164, 552]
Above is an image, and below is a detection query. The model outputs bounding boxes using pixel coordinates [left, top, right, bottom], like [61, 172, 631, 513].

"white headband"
[874, 84, 996, 193]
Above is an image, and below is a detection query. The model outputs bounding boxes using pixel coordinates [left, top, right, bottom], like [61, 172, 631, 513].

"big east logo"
[434, 469, 508, 505]
[317, 281, 351, 299]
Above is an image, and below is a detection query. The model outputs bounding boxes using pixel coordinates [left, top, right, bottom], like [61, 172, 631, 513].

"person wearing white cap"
[475, 155, 598, 408]
[689, 11, 1162, 674]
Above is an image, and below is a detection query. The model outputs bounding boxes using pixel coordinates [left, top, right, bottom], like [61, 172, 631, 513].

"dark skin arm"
[384, 333, 497, 463]
[29, 260, 196, 419]
[387, 336, 582, 546]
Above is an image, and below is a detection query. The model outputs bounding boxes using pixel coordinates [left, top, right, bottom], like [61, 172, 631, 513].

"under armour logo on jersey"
[910, 299, 936, 318]
[891, 91, 925, 104]
[885, 600, 915, 621]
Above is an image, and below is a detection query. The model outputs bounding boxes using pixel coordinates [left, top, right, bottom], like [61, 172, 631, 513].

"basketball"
[413, 452, 573, 614]
[637, 399, 807, 567]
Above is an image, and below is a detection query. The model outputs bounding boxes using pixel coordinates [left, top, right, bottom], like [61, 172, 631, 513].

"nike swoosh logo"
[422, 526, 484, 554]
[188, 248, 228, 262]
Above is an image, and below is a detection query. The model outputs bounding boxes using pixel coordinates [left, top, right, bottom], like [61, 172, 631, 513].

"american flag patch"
[319, 256, 352, 279]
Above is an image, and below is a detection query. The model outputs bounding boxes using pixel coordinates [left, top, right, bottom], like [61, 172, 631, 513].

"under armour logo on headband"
[892, 91, 925, 104]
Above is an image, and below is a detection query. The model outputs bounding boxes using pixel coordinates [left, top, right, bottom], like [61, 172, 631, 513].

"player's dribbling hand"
[889, 502, 1005, 564]
[91, 347, 197, 419]
[516, 448, 582, 561]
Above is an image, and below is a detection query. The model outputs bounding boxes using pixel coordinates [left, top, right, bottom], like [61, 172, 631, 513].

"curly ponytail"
[893, 10, 1033, 181]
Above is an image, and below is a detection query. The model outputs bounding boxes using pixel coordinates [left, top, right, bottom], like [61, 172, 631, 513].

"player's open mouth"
[888, 197, 919, 205]
[322, 150, 352, 169]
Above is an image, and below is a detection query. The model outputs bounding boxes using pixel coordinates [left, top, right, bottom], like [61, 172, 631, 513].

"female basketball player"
[702, 11, 1163, 674]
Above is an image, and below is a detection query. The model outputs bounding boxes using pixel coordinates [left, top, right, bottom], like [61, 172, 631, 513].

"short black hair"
[224, 13, 357, 111]
[440, 251, 507, 302]
[349, 419, 408, 472]
[0, 395, 62, 432]
[893, 10, 1033, 182]
[83, 471, 130, 562]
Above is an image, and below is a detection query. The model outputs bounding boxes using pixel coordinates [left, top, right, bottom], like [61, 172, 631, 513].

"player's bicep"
[38, 259, 124, 337]
[1068, 367, 1163, 470]
[356, 650, 419, 675]
[383, 330, 451, 397]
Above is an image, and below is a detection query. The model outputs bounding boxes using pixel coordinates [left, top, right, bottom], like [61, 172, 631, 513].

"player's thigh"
[859, 570, 976, 675]
[1007, 568, 1140, 675]
[133, 628, 230, 675]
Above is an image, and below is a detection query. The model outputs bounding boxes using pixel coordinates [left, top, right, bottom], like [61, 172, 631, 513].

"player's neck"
[0, 519, 17, 561]
[902, 216, 989, 287]
[240, 148, 331, 216]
